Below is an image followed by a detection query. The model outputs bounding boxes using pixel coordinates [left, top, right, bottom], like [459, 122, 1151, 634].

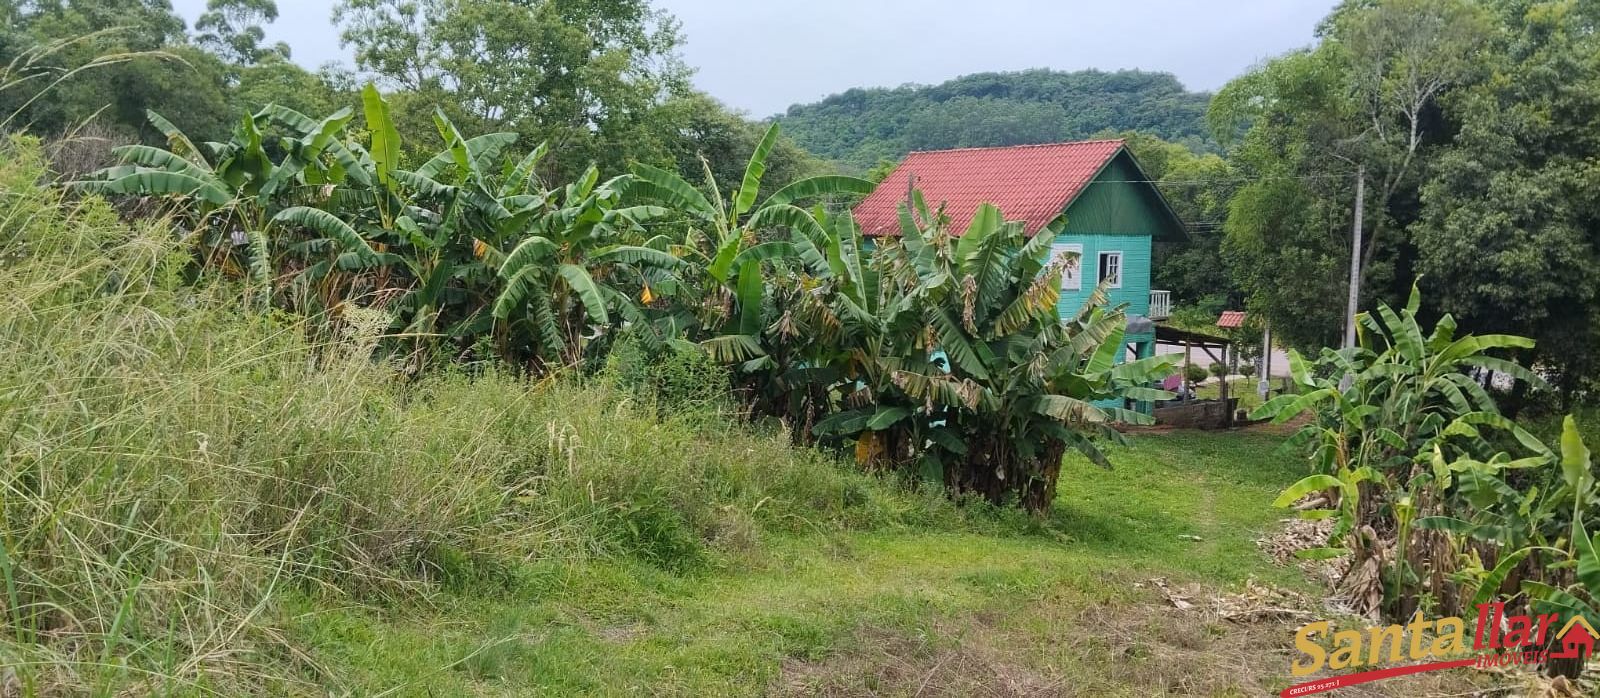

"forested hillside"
[776, 69, 1213, 170]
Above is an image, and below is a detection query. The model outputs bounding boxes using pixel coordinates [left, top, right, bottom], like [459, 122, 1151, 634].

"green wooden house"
[853, 139, 1187, 405]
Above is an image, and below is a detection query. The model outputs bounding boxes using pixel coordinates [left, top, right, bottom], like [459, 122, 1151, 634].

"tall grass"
[0, 135, 959, 695]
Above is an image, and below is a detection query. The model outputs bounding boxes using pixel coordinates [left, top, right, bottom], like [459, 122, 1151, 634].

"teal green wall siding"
[1051, 152, 1167, 366]
[1052, 232, 1152, 323]
[1054, 154, 1168, 416]
[1050, 153, 1165, 328]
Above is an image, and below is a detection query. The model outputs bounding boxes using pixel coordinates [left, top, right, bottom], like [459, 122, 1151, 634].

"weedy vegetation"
[0, 133, 1326, 695]
[5, 2, 1598, 694]
[1255, 284, 1599, 679]
[0, 134, 974, 692]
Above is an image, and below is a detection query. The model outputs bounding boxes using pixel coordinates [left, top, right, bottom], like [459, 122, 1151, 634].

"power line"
[488, 170, 1359, 232]
[1072, 172, 1354, 187]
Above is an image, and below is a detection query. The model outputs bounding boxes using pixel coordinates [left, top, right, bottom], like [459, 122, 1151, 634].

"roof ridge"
[905, 138, 1126, 156]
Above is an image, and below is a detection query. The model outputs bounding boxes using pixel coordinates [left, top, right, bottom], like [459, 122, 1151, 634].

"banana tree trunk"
[948, 434, 1067, 514]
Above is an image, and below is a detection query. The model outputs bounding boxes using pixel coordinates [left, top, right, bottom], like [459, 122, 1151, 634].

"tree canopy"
[1211, 0, 1600, 404]
[1410, 0, 1600, 400]
[334, 0, 691, 180]
[0, 0, 823, 196]
[0, 0, 350, 152]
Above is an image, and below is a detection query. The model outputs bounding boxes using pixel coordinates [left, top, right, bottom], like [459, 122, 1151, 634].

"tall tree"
[195, 0, 288, 65]
[10, 0, 187, 51]
[1411, 0, 1600, 404]
[1210, 48, 1362, 351]
[651, 92, 825, 197]
[1322, 0, 1491, 284]
[334, 0, 690, 179]
[0, 0, 234, 143]
[1210, 0, 1490, 351]
[232, 56, 352, 122]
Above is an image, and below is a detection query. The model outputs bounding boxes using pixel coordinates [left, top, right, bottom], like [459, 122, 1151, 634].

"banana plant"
[1259, 283, 1561, 621]
[1255, 283, 1547, 506]
[491, 167, 681, 368]
[369, 104, 539, 356]
[811, 198, 1174, 512]
[1410, 413, 1562, 550]
[624, 122, 875, 360]
[1254, 282, 1546, 472]
[74, 107, 364, 290]
[1515, 417, 1600, 679]
[724, 205, 915, 442]
[295, 90, 555, 363]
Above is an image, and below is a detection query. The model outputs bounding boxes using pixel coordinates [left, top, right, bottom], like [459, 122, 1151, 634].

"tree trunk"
[948, 436, 1067, 514]
[1019, 440, 1068, 514]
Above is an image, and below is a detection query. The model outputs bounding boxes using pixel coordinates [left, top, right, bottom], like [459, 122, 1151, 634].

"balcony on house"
[1149, 290, 1171, 320]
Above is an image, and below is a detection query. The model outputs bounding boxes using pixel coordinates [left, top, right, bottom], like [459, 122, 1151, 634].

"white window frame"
[1051, 243, 1083, 291]
[1098, 251, 1123, 289]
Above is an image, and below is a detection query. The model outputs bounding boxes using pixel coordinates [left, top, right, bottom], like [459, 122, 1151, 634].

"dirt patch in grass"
[773, 619, 1060, 697]
[772, 578, 1507, 697]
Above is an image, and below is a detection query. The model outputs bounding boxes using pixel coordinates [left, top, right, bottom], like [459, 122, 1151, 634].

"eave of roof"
[852, 139, 1127, 237]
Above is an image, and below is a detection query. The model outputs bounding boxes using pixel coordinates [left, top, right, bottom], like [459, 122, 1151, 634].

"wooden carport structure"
[1155, 324, 1239, 427]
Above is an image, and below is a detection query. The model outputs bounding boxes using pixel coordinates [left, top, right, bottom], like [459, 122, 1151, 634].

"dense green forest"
[776, 69, 1213, 170]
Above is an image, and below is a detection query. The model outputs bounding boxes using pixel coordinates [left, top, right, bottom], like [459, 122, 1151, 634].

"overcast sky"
[171, 0, 1338, 117]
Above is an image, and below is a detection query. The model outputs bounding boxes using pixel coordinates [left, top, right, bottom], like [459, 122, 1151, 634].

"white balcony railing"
[1149, 290, 1171, 320]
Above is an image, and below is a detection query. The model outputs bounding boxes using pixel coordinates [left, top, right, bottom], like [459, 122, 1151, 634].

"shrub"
[603, 336, 732, 419]
[1166, 298, 1227, 334]
[1208, 362, 1228, 379]
[1184, 363, 1209, 384]
[802, 202, 1173, 512]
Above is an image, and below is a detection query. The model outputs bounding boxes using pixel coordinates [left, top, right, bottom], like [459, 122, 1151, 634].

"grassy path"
[292, 431, 1329, 696]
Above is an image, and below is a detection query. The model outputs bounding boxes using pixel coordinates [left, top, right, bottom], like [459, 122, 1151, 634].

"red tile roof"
[1217, 311, 1247, 329]
[854, 139, 1126, 236]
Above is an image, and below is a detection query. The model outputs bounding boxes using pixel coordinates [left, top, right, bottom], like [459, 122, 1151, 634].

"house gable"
[1059, 150, 1187, 241]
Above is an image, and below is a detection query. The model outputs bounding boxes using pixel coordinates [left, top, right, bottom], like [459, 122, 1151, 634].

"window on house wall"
[1051, 243, 1082, 290]
[1098, 251, 1122, 289]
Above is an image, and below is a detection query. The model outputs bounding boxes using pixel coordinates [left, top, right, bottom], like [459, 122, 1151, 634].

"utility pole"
[1258, 323, 1272, 401]
[1343, 166, 1366, 349]
[1220, 341, 1231, 428]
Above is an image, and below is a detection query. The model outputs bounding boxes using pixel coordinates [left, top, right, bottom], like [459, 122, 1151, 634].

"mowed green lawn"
[289, 430, 1326, 696]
